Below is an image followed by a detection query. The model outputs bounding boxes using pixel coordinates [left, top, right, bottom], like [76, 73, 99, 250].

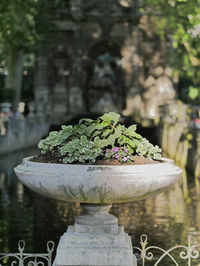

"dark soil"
[31, 154, 161, 165]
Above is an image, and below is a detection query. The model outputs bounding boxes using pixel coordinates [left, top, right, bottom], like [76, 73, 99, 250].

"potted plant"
[14, 112, 182, 266]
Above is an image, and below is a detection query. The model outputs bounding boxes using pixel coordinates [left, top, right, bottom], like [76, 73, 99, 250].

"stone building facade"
[34, 0, 176, 125]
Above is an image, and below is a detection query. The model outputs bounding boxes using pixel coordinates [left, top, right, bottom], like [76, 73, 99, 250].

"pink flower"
[125, 148, 129, 153]
[123, 157, 127, 162]
[115, 154, 120, 159]
[112, 147, 119, 152]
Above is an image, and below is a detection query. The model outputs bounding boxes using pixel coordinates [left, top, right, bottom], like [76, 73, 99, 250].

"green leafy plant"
[38, 112, 162, 164]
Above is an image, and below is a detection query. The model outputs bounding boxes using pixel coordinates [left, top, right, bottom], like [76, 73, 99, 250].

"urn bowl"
[14, 157, 182, 204]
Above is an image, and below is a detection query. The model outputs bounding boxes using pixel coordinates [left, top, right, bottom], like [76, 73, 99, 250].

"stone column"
[34, 53, 49, 114]
[68, 56, 85, 115]
[5, 49, 24, 113]
[51, 55, 69, 125]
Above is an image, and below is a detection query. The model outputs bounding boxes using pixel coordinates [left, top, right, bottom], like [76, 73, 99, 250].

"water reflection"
[0, 148, 200, 259]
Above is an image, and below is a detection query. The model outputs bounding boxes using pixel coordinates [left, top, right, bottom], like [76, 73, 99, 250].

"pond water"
[0, 147, 200, 264]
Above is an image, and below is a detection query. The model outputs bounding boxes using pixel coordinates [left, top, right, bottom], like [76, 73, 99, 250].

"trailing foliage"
[38, 112, 162, 164]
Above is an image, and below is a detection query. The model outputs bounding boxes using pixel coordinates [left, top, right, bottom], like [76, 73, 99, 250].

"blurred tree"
[0, 0, 57, 110]
[141, 0, 200, 104]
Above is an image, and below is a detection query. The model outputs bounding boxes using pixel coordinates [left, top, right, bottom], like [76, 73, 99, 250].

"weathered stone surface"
[50, 53, 69, 124]
[15, 157, 181, 266]
[32, 1, 177, 123]
[69, 86, 84, 114]
[87, 52, 123, 113]
[14, 157, 182, 204]
[0, 112, 49, 156]
[142, 74, 176, 119]
[153, 66, 164, 78]
[53, 204, 136, 266]
[54, 225, 136, 266]
[144, 76, 156, 89]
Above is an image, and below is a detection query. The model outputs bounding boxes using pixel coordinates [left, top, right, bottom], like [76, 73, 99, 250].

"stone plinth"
[53, 204, 137, 266]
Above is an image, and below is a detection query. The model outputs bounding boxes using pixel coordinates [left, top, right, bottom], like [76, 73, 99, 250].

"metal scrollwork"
[133, 234, 200, 266]
[2, 235, 200, 265]
[0, 241, 54, 266]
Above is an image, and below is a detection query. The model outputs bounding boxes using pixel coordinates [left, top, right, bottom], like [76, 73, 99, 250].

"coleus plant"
[38, 112, 162, 164]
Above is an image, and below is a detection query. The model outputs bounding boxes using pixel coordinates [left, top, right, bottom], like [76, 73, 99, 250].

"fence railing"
[133, 234, 200, 265]
[0, 241, 54, 266]
[1, 235, 200, 265]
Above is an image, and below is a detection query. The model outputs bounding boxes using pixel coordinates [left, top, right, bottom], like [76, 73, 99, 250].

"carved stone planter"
[15, 157, 182, 266]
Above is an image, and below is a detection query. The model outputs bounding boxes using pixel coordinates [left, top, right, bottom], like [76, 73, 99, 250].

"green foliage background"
[142, 0, 200, 104]
[0, 0, 57, 53]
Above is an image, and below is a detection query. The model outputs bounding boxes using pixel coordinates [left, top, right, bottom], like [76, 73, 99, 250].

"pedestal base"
[53, 204, 137, 266]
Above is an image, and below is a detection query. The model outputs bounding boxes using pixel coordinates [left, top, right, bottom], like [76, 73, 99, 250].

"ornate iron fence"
[0, 241, 54, 266]
[133, 234, 200, 265]
[1, 235, 200, 265]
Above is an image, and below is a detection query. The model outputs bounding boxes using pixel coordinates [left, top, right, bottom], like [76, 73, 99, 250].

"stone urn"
[14, 157, 182, 266]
